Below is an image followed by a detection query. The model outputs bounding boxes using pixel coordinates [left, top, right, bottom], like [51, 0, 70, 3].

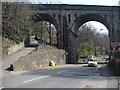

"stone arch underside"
[32, 13, 61, 48]
[33, 13, 59, 30]
[68, 14, 110, 63]
[72, 14, 110, 33]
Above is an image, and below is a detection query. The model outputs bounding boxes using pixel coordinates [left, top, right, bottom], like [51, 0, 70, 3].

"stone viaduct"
[32, 4, 120, 63]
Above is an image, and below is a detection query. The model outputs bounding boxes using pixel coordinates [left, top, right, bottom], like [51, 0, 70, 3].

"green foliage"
[78, 43, 94, 58]
[78, 23, 109, 56]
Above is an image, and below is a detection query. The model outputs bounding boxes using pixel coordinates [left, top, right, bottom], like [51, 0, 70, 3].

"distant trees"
[28, 0, 59, 46]
[78, 43, 94, 58]
[2, 2, 34, 44]
[2, 2, 57, 46]
[31, 21, 57, 45]
[78, 23, 109, 57]
[29, 0, 62, 4]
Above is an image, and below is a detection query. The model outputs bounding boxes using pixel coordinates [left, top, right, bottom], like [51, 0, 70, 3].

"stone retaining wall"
[109, 51, 120, 75]
[2, 42, 24, 57]
[8, 42, 24, 55]
[113, 51, 120, 75]
[13, 49, 66, 71]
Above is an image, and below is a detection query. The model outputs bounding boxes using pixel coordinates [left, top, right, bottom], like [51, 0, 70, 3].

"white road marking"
[96, 64, 102, 70]
[0, 87, 5, 89]
[57, 70, 69, 74]
[23, 75, 50, 84]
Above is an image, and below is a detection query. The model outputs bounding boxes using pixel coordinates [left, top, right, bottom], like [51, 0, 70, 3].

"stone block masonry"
[32, 4, 120, 63]
[108, 50, 120, 75]
[13, 47, 66, 71]
[8, 42, 24, 55]
[2, 42, 24, 57]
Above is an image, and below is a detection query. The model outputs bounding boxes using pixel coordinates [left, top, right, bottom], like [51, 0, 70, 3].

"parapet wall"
[2, 42, 24, 57]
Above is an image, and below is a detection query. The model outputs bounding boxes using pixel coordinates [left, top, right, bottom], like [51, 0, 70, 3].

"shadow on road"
[23, 63, 116, 80]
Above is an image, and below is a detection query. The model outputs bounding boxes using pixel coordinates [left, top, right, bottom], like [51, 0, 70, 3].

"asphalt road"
[2, 59, 119, 88]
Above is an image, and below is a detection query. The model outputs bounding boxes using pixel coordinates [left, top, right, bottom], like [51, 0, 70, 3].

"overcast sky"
[61, 0, 119, 6]
[29, 0, 119, 6]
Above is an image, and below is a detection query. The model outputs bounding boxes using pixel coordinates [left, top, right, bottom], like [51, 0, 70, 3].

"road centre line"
[23, 75, 50, 84]
[1, 87, 5, 89]
[57, 70, 70, 74]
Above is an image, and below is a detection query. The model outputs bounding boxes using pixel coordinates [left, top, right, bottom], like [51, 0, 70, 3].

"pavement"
[2, 47, 35, 76]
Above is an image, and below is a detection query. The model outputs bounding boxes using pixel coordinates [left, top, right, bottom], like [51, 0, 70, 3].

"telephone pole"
[118, 0, 120, 6]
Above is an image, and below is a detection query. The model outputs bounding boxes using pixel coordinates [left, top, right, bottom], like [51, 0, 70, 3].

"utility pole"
[118, 0, 120, 6]
[40, 22, 43, 40]
[49, 22, 52, 44]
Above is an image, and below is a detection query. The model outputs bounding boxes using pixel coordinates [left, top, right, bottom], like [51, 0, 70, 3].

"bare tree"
[78, 23, 109, 56]
[2, 2, 34, 43]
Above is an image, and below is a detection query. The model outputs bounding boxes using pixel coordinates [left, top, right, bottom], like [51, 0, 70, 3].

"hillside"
[2, 37, 16, 47]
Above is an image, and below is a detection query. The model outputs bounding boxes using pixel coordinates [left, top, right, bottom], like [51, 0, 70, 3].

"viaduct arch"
[32, 13, 60, 47]
[32, 4, 120, 63]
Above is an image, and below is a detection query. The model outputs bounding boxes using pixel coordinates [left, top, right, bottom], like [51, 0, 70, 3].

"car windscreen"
[88, 59, 97, 61]
[87, 56, 92, 58]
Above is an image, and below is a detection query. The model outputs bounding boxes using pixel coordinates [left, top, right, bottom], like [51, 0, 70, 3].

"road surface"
[2, 58, 119, 88]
